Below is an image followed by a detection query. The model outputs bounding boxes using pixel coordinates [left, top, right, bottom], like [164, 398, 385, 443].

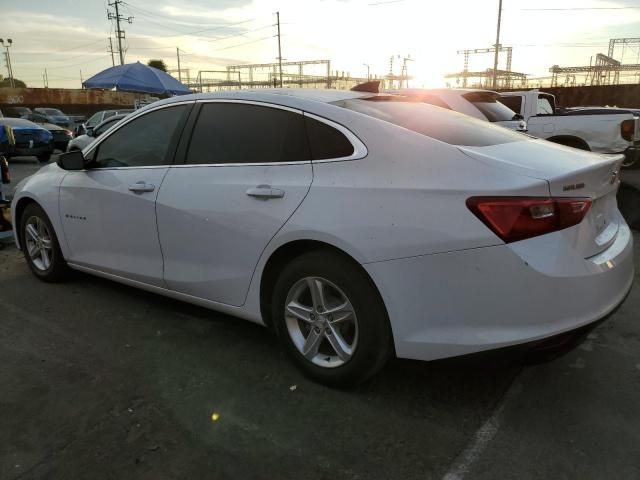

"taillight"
[466, 196, 592, 243]
[621, 119, 635, 141]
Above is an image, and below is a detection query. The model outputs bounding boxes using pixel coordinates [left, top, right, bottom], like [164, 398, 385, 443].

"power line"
[209, 35, 274, 52]
[519, 6, 640, 10]
[121, 2, 235, 27]
[45, 54, 110, 71]
[122, 3, 257, 38]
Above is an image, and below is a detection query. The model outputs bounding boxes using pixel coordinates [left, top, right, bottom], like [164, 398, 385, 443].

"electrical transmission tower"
[107, 0, 133, 65]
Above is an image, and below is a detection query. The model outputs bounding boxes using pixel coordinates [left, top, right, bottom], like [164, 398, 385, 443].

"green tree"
[0, 77, 27, 88]
[147, 59, 168, 72]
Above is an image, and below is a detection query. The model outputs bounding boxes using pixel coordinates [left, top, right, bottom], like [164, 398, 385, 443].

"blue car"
[34, 107, 71, 128]
[0, 118, 54, 163]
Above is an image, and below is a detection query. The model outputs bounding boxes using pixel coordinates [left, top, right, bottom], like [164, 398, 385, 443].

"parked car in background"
[33, 108, 71, 128]
[0, 118, 53, 162]
[22, 112, 74, 151]
[76, 109, 133, 136]
[388, 88, 528, 132]
[3, 106, 32, 118]
[67, 114, 128, 151]
[498, 90, 639, 156]
[11, 90, 634, 385]
[500, 90, 640, 229]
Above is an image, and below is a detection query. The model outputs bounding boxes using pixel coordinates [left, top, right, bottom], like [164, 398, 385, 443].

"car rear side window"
[333, 98, 525, 146]
[92, 104, 189, 168]
[304, 116, 354, 160]
[186, 103, 310, 164]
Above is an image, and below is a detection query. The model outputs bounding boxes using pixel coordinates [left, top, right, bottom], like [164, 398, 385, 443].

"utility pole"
[108, 0, 133, 65]
[401, 55, 413, 88]
[492, 0, 503, 89]
[108, 37, 115, 66]
[80, 69, 83, 88]
[275, 11, 283, 87]
[44, 68, 49, 88]
[176, 47, 182, 82]
[0, 39, 14, 88]
[363, 63, 370, 80]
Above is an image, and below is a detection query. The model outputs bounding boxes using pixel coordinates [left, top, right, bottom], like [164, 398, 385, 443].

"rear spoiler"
[351, 81, 380, 93]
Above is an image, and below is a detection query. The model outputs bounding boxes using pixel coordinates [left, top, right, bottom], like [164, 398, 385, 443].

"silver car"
[67, 114, 128, 152]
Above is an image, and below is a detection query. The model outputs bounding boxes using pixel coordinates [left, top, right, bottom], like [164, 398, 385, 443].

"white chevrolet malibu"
[11, 89, 634, 385]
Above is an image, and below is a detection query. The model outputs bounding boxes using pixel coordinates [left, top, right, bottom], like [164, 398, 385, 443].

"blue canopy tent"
[82, 62, 191, 95]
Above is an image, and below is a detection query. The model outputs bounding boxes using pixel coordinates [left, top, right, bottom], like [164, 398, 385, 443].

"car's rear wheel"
[37, 153, 51, 163]
[272, 250, 392, 387]
[618, 183, 640, 229]
[20, 203, 69, 282]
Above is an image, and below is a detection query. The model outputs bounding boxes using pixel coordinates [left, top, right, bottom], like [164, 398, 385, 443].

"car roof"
[96, 114, 128, 127]
[0, 117, 45, 128]
[151, 88, 376, 109]
[386, 88, 500, 97]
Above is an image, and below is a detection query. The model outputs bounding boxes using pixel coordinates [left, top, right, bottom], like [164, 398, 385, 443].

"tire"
[271, 250, 393, 387]
[20, 203, 69, 282]
[618, 184, 640, 230]
[37, 153, 52, 163]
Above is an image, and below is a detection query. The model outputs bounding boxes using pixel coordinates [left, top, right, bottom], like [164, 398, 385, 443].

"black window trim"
[83, 100, 195, 170]
[172, 99, 367, 168]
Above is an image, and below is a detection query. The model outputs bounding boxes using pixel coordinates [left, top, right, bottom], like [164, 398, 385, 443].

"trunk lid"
[459, 138, 624, 258]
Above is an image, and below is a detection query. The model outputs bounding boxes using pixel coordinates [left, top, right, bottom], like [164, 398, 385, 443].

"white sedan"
[11, 89, 634, 385]
[387, 88, 528, 132]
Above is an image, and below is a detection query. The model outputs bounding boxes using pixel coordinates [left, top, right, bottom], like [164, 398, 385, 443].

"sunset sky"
[3, 0, 640, 89]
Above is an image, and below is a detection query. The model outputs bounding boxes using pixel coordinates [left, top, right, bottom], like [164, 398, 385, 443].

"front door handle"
[246, 185, 285, 199]
[128, 181, 156, 193]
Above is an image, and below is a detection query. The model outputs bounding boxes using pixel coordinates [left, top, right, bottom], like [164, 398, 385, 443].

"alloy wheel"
[284, 276, 358, 368]
[24, 216, 54, 271]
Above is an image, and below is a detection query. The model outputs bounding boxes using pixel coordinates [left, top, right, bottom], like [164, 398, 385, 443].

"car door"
[156, 101, 313, 306]
[59, 103, 191, 286]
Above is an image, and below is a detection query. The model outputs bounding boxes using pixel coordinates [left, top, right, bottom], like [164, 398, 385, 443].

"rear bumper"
[365, 220, 634, 362]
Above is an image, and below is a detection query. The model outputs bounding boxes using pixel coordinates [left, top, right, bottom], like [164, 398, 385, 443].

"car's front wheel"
[20, 203, 69, 282]
[272, 250, 393, 387]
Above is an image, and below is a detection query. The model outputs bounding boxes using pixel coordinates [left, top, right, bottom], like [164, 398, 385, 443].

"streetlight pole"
[492, 0, 503, 90]
[363, 63, 370, 80]
[0, 39, 14, 88]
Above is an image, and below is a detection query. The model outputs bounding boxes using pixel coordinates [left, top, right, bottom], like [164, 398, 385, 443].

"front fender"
[11, 163, 68, 256]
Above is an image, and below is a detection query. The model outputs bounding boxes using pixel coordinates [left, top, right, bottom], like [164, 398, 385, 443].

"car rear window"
[332, 97, 525, 146]
[498, 95, 523, 114]
[462, 92, 518, 122]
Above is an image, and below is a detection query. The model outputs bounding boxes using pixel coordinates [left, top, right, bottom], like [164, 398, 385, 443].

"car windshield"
[44, 108, 64, 115]
[462, 92, 519, 122]
[332, 97, 525, 146]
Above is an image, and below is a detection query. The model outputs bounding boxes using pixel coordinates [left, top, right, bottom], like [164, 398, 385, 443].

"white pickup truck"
[500, 90, 640, 228]
[499, 90, 639, 158]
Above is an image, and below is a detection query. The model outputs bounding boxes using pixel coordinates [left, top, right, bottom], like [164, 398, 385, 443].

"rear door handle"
[128, 181, 156, 193]
[246, 185, 285, 199]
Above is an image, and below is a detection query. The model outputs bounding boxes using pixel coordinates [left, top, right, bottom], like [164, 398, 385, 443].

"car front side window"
[91, 104, 189, 168]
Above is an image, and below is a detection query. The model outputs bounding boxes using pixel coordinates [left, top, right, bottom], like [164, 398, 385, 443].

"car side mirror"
[57, 150, 85, 171]
[86, 127, 95, 137]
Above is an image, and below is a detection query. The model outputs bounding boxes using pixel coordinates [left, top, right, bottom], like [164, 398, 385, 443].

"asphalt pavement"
[0, 155, 639, 479]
